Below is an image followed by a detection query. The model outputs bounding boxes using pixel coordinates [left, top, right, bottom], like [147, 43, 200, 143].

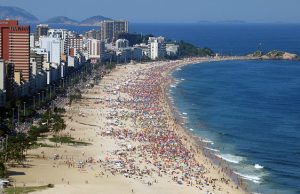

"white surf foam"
[216, 154, 244, 164]
[189, 128, 194, 131]
[170, 85, 176, 88]
[234, 171, 261, 184]
[204, 147, 219, 152]
[201, 139, 214, 145]
[181, 78, 185, 81]
[254, 164, 264, 169]
[182, 112, 188, 115]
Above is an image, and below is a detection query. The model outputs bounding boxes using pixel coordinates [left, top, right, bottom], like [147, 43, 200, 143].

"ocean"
[44, 23, 300, 56]
[171, 60, 300, 194]
[44, 23, 300, 193]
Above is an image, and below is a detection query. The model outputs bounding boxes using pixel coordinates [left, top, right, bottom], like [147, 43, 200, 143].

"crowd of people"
[95, 59, 245, 193]
[35, 58, 247, 194]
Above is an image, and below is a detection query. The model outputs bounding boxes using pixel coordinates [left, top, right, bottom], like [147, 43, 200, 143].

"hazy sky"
[1, 0, 300, 23]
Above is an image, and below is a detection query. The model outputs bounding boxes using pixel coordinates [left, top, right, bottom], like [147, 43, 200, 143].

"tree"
[6, 133, 30, 165]
[51, 115, 66, 147]
[0, 162, 6, 178]
[52, 121, 66, 136]
[178, 41, 215, 57]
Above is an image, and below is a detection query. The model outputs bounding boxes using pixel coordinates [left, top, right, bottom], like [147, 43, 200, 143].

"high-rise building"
[84, 29, 101, 40]
[68, 34, 83, 54]
[87, 39, 100, 63]
[148, 36, 166, 60]
[39, 37, 61, 65]
[48, 29, 68, 55]
[34, 24, 49, 41]
[0, 20, 30, 82]
[99, 41, 106, 62]
[0, 60, 15, 102]
[30, 34, 35, 48]
[100, 20, 128, 43]
[30, 50, 44, 75]
[32, 48, 49, 70]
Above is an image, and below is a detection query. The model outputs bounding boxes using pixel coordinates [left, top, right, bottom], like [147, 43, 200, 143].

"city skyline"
[1, 0, 300, 23]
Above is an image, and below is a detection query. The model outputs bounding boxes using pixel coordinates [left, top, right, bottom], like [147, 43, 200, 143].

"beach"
[8, 57, 250, 194]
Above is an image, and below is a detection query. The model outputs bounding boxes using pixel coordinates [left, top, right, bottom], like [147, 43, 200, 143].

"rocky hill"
[0, 6, 112, 26]
[80, 15, 111, 26]
[44, 15, 110, 26]
[0, 6, 39, 23]
[45, 16, 79, 25]
[44, 15, 111, 26]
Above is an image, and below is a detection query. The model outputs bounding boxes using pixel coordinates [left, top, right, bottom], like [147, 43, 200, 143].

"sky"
[1, 0, 300, 23]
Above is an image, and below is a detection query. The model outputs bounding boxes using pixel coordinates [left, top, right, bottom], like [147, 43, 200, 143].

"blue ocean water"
[41, 23, 300, 56]
[171, 60, 300, 194]
[130, 23, 300, 56]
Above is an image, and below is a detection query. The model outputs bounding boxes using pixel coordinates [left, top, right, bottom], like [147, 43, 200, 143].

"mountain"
[0, 6, 39, 23]
[0, 6, 111, 26]
[46, 16, 79, 25]
[80, 15, 111, 26]
[44, 15, 112, 26]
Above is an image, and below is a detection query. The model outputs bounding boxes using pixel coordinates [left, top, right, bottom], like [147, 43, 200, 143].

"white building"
[30, 58, 38, 76]
[30, 34, 35, 48]
[0, 59, 6, 106]
[39, 37, 61, 65]
[60, 62, 67, 78]
[48, 29, 68, 55]
[87, 39, 100, 63]
[148, 37, 166, 60]
[0, 60, 5, 91]
[116, 39, 129, 49]
[134, 43, 149, 57]
[68, 56, 79, 68]
[166, 43, 179, 57]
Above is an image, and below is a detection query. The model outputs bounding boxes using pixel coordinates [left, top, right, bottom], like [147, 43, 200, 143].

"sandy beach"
[8, 57, 251, 194]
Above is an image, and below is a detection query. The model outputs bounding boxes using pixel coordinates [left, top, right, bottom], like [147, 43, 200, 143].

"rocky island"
[248, 50, 299, 60]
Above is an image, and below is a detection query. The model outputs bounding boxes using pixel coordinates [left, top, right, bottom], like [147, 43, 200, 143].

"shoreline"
[163, 57, 251, 191]
[7, 57, 250, 194]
